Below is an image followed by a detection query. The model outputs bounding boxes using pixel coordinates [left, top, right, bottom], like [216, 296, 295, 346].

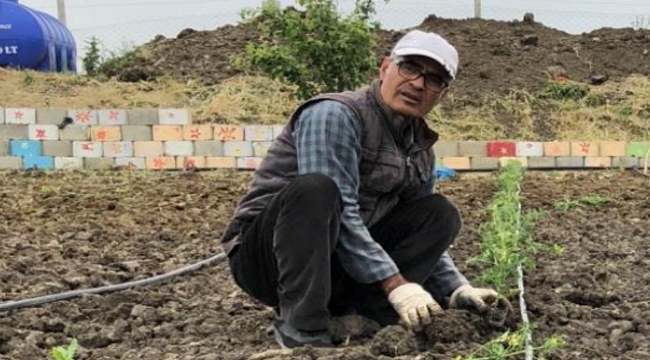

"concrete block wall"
[436, 140, 650, 170]
[0, 108, 649, 171]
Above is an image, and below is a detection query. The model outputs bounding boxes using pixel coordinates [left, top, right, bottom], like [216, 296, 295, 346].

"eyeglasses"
[394, 59, 449, 93]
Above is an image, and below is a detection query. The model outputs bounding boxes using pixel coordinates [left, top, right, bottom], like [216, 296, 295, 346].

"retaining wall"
[1, 108, 648, 171]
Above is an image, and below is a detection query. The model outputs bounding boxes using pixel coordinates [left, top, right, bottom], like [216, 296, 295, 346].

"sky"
[11, 0, 650, 69]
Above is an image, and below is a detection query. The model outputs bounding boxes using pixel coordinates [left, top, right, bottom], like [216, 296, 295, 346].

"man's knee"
[289, 173, 341, 207]
[423, 194, 463, 235]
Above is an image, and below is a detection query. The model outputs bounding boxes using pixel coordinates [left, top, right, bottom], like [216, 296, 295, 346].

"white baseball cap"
[391, 30, 459, 80]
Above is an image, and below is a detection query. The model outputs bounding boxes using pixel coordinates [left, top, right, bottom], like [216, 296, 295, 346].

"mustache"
[400, 86, 424, 101]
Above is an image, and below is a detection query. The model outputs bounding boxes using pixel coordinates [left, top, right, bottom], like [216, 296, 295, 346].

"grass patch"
[553, 195, 611, 211]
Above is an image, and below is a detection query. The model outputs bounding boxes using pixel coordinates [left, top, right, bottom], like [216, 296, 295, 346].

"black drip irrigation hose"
[0, 252, 228, 313]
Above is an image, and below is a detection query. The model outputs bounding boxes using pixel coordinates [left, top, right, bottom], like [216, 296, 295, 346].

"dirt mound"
[101, 13, 650, 102]
[404, 15, 650, 102]
[101, 23, 258, 84]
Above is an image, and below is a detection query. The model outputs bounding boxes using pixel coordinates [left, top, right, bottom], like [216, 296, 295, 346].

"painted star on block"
[109, 110, 120, 121]
[35, 129, 47, 139]
[96, 131, 108, 141]
[217, 127, 237, 141]
[153, 157, 166, 169]
[76, 111, 91, 123]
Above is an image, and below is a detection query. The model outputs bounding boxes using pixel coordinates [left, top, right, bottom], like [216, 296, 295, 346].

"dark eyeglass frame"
[393, 58, 450, 93]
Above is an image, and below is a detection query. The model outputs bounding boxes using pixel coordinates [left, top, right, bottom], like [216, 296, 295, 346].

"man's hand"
[449, 284, 499, 313]
[388, 283, 442, 331]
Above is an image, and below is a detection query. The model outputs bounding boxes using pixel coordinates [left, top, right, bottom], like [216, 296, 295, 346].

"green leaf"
[51, 339, 78, 360]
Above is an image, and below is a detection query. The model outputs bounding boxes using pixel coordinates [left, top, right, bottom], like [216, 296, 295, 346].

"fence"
[21, 0, 650, 71]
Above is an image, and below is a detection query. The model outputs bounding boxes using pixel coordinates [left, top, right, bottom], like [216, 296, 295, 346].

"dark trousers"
[228, 173, 461, 331]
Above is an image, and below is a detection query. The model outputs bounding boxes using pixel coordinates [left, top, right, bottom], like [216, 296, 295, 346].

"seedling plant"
[462, 162, 564, 359]
[455, 324, 565, 360]
[469, 162, 543, 296]
[51, 339, 78, 360]
[553, 195, 610, 211]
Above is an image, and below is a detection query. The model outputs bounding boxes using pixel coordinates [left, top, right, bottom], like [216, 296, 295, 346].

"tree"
[82, 36, 102, 76]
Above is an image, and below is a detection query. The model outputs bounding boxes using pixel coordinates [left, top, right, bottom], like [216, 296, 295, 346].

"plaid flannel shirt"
[293, 100, 400, 284]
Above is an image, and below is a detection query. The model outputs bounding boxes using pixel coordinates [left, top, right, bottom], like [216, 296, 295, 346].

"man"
[221, 29, 501, 349]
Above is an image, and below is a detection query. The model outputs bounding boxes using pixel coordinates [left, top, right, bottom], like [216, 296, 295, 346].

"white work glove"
[449, 284, 499, 314]
[388, 283, 443, 331]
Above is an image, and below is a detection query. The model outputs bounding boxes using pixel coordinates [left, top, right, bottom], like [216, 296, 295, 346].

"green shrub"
[96, 46, 141, 79]
[235, 0, 382, 100]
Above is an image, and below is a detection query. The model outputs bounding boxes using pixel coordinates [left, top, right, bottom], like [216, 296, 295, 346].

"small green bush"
[235, 0, 383, 100]
[97, 47, 140, 78]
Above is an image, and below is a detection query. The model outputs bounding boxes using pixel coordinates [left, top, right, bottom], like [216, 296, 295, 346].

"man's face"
[379, 55, 450, 118]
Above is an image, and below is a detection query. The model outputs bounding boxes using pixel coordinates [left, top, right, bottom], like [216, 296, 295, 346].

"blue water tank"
[0, 0, 76, 72]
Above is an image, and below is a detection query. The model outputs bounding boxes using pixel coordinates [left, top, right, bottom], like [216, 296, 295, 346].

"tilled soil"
[0, 170, 649, 359]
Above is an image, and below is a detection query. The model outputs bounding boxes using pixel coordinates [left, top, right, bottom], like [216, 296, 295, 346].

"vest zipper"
[405, 155, 412, 186]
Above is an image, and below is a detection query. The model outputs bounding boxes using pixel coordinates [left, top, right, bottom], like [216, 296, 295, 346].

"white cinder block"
[68, 109, 99, 125]
[253, 142, 273, 157]
[516, 142, 544, 157]
[103, 142, 133, 157]
[272, 125, 285, 138]
[55, 157, 83, 169]
[224, 141, 254, 157]
[164, 141, 193, 156]
[245, 126, 274, 141]
[98, 109, 128, 125]
[29, 124, 59, 140]
[237, 157, 263, 169]
[5, 108, 36, 124]
[72, 141, 103, 157]
[158, 109, 190, 125]
[115, 157, 146, 169]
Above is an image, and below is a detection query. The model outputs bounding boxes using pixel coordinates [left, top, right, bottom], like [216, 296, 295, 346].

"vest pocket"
[359, 147, 405, 194]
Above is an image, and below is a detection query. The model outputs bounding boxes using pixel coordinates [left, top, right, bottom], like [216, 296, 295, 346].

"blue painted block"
[23, 156, 54, 170]
[10, 140, 42, 157]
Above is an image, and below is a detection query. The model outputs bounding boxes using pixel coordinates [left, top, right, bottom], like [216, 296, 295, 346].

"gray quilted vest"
[221, 80, 438, 254]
